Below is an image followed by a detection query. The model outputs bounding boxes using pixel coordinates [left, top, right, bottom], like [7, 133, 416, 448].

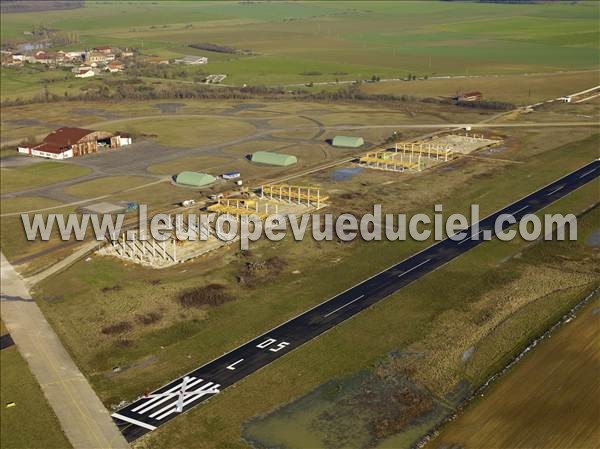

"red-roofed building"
[455, 91, 483, 102]
[18, 127, 132, 159]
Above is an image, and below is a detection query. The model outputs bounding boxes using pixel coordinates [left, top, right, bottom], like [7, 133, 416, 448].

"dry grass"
[432, 295, 600, 449]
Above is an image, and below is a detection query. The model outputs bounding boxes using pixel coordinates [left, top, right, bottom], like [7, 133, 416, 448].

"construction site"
[98, 184, 329, 268]
[358, 132, 502, 173]
[96, 130, 503, 268]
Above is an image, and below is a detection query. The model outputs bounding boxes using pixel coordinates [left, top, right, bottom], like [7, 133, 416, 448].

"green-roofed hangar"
[251, 151, 297, 167]
[175, 171, 216, 187]
[332, 135, 364, 148]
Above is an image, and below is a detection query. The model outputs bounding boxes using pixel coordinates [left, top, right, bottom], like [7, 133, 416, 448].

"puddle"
[585, 229, 600, 248]
[331, 166, 363, 181]
[483, 146, 507, 155]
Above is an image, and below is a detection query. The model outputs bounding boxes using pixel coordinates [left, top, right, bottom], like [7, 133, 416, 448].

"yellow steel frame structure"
[359, 150, 421, 172]
[394, 142, 454, 161]
[207, 198, 269, 220]
[261, 184, 328, 206]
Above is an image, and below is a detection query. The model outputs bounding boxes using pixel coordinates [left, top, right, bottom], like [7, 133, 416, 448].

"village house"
[106, 60, 124, 73]
[93, 45, 113, 54]
[75, 68, 96, 78]
[86, 51, 115, 64]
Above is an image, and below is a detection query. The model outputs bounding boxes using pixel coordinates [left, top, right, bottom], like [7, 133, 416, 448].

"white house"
[18, 144, 73, 160]
[75, 69, 95, 78]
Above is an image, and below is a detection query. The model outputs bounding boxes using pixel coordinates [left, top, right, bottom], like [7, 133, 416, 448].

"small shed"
[175, 171, 216, 187]
[251, 151, 297, 167]
[332, 136, 364, 148]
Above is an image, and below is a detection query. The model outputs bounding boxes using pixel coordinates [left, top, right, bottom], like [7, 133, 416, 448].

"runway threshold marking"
[398, 258, 431, 276]
[132, 377, 199, 412]
[324, 294, 365, 317]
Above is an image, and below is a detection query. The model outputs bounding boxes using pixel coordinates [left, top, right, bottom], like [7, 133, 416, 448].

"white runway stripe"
[546, 185, 564, 195]
[112, 412, 157, 431]
[148, 381, 215, 419]
[579, 168, 597, 178]
[132, 377, 198, 412]
[324, 295, 365, 317]
[154, 383, 221, 421]
[137, 378, 205, 415]
[511, 205, 529, 216]
[398, 258, 431, 274]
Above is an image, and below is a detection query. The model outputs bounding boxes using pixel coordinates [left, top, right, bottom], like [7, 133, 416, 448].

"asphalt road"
[113, 160, 599, 441]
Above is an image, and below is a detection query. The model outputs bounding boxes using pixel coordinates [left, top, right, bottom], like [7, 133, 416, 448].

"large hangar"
[18, 127, 131, 160]
[251, 151, 297, 166]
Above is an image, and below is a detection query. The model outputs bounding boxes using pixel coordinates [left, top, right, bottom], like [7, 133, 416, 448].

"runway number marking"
[397, 258, 431, 275]
[256, 338, 290, 352]
[226, 359, 244, 370]
[324, 294, 365, 318]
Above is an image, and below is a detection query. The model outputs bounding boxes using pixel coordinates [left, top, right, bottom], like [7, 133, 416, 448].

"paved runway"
[113, 160, 600, 441]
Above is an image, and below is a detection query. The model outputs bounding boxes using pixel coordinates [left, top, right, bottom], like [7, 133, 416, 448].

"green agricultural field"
[0, 161, 91, 194]
[1, 1, 598, 96]
[0, 321, 72, 449]
[360, 70, 600, 105]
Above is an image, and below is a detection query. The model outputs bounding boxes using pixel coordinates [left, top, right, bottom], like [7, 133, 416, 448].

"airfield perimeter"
[113, 160, 600, 441]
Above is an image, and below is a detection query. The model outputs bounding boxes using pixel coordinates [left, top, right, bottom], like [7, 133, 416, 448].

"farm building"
[251, 151, 297, 167]
[455, 91, 483, 102]
[332, 136, 364, 148]
[175, 171, 216, 187]
[176, 55, 208, 65]
[18, 127, 131, 160]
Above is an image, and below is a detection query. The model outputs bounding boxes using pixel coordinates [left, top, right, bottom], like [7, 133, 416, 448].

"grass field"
[0, 161, 92, 193]
[141, 157, 600, 449]
[0, 321, 72, 449]
[62, 175, 153, 198]
[432, 295, 600, 449]
[360, 70, 600, 105]
[97, 116, 257, 149]
[1, 1, 599, 99]
[29, 125, 599, 449]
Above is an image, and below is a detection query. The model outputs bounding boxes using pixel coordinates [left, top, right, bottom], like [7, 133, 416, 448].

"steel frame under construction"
[106, 231, 180, 266]
[394, 141, 454, 162]
[207, 198, 275, 220]
[359, 150, 420, 172]
[260, 184, 328, 208]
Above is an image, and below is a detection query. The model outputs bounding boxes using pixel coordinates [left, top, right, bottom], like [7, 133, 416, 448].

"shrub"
[177, 284, 234, 308]
[101, 321, 132, 335]
[135, 312, 162, 325]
